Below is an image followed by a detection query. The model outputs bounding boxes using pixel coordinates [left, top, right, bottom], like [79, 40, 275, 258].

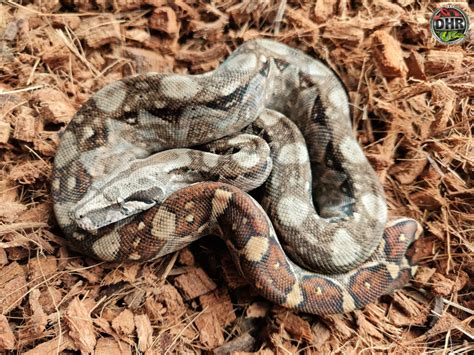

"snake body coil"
[52, 39, 422, 314]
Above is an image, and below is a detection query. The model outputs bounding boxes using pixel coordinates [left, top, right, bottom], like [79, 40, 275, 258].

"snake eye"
[122, 111, 138, 125]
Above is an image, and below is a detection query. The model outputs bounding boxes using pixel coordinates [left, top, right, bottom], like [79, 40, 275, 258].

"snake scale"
[52, 39, 422, 315]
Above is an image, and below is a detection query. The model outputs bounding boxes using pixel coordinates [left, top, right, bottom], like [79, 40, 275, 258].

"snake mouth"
[73, 199, 156, 231]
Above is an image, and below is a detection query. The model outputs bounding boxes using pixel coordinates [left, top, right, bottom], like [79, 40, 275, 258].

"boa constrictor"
[52, 39, 422, 315]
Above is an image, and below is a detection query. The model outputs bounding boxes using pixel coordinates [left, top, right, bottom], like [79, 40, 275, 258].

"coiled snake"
[52, 39, 422, 315]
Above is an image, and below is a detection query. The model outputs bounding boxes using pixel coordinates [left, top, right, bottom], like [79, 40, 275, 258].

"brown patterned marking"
[211, 189, 233, 217]
[258, 242, 296, 291]
[383, 220, 419, 263]
[348, 266, 389, 308]
[300, 277, 344, 313]
[341, 290, 356, 313]
[150, 208, 176, 239]
[243, 236, 269, 262]
[283, 282, 304, 308]
[91, 233, 121, 261]
[386, 263, 401, 279]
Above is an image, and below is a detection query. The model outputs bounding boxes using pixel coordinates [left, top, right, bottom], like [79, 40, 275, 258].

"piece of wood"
[112, 309, 135, 336]
[0, 262, 28, 314]
[65, 298, 96, 353]
[13, 107, 36, 142]
[134, 314, 153, 352]
[174, 267, 217, 300]
[33, 88, 75, 125]
[0, 121, 10, 144]
[149, 7, 180, 36]
[194, 311, 224, 349]
[314, 0, 337, 23]
[406, 50, 426, 80]
[199, 289, 236, 327]
[424, 50, 464, 75]
[76, 14, 121, 48]
[213, 333, 256, 354]
[0, 314, 15, 350]
[122, 47, 175, 74]
[371, 30, 408, 78]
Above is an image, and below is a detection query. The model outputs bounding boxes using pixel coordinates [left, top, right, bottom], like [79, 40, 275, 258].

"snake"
[51, 39, 422, 315]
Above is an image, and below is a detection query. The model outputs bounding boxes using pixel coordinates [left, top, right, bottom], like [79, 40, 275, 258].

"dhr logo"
[429, 5, 470, 45]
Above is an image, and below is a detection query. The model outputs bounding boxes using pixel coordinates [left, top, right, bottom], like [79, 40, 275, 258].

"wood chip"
[0, 202, 25, 222]
[178, 247, 195, 266]
[0, 249, 7, 266]
[149, 7, 180, 36]
[111, 309, 135, 336]
[0, 314, 15, 350]
[176, 43, 228, 65]
[122, 47, 175, 74]
[124, 28, 150, 43]
[150, 284, 186, 316]
[430, 273, 456, 297]
[354, 310, 384, 340]
[246, 301, 270, 318]
[194, 311, 224, 349]
[311, 321, 331, 349]
[0, 121, 10, 144]
[424, 50, 464, 75]
[321, 314, 353, 339]
[409, 189, 444, 211]
[94, 337, 132, 355]
[23, 335, 76, 355]
[390, 151, 427, 185]
[174, 267, 217, 300]
[199, 289, 236, 327]
[0, 262, 28, 314]
[213, 333, 256, 355]
[314, 0, 338, 23]
[13, 107, 37, 142]
[134, 314, 153, 352]
[425, 311, 474, 340]
[27, 257, 57, 291]
[9, 160, 49, 185]
[33, 88, 75, 125]
[406, 50, 426, 80]
[275, 310, 313, 342]
[323, 19, 364, 45]
[76, 14, 121, 48]
[65, 297, 96, 353]
[414, 266, 436, 285]
[371, 30, 408, 78]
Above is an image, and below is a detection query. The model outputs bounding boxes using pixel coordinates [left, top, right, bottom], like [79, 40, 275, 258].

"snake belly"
[52, 39, 422, 314]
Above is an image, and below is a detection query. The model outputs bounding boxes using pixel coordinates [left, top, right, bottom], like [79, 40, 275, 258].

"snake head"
[73, 186, 162, 231]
